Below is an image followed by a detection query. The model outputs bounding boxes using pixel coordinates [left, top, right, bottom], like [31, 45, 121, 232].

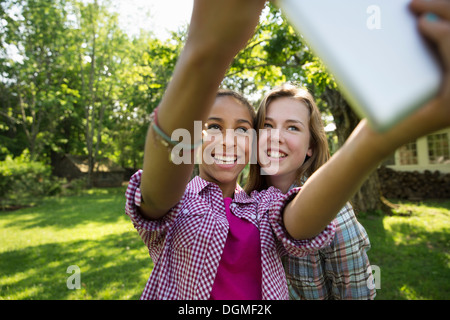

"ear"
[304, 148, 313, 163]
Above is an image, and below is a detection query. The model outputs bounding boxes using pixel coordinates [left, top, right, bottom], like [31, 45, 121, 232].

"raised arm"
[284, 0, 450, 239]
[139, 0, 267, 220]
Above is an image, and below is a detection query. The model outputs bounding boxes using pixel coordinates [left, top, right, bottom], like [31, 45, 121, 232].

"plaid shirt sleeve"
[125, 169, 180, 262]
[283, 203, 376, 300]
[266, 186, 336, 257]
[323, 203, 375, 299]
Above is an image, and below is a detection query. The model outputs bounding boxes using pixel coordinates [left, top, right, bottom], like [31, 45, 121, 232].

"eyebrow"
[265, 117, 306, 128]
[206, 117, 223, 123]
[236, 119, 253, 126]
[207, 117, 252, 126]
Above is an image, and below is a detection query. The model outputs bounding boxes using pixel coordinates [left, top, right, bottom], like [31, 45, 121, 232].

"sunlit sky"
[112, 0, 194, 39]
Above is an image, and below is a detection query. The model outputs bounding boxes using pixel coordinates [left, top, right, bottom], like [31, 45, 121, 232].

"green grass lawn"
[357, 200, 450, 300]
[0, 187, 448, 300]
[0, 187, 151, 300]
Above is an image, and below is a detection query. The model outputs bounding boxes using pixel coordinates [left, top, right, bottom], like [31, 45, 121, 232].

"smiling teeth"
[214, 155, 237, 164]
[268, 151, 287, 158]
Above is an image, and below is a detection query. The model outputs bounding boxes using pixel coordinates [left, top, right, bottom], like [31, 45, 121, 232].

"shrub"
[0, 155, 55, 209]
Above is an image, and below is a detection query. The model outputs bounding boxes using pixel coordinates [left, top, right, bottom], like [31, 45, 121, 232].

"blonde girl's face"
[199, 96, 254, 186]
[258, 97, 313, 179]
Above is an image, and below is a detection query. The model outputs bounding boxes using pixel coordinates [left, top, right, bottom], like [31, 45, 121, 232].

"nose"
[264, 128, 282, 155]
[222, 129, 237, 148]
[209, 129, 237, 156]
[269, 127, 284, 144]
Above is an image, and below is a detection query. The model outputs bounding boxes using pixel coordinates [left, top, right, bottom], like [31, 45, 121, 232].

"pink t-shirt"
[209, 197, 262, 300]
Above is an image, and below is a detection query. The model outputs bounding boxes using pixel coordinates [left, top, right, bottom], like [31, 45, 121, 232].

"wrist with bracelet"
[150, 107, 203, 159]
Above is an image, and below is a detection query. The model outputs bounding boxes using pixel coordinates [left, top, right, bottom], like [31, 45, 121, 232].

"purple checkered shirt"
[125, 170, 335, 300]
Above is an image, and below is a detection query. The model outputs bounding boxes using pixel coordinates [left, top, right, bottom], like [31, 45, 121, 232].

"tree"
[321, 86, 392, 214]
[70, 0, 131, 186]
[0, 0, 73, 160]
[106, 27, 185, 170]
[0, 0, 184, 182]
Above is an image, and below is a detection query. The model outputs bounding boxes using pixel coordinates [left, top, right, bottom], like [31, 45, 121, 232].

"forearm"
[139, 0, 267, 220]
[285, 98, 449, 239]
[157, 42, 237, 135]
[140, 44, 236, 219]
[284, 122, 380, 239]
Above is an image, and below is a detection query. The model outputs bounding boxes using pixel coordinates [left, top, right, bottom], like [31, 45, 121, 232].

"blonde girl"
[246, 84, 375, 299]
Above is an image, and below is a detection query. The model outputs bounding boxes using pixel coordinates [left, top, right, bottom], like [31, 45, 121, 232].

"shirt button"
[251, 214, 257, 220]
[182, 209, 189, 214]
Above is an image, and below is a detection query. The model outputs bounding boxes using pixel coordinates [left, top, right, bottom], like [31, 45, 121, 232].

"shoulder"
[330, 202, 371, 250]
[249, 186, 297, 201]
[335, 203, 366, 233]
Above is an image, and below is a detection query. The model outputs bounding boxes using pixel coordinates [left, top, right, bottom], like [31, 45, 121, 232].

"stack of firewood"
[377, 166, 450, 200]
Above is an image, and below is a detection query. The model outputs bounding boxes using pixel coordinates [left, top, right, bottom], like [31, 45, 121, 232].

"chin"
[215, 172, 240, 184]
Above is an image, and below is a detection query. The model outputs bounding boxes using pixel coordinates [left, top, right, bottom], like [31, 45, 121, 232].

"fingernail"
[425, 12, 439, 22]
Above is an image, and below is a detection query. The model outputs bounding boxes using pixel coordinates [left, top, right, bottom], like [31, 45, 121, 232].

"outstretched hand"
[187, 0, 267, 59]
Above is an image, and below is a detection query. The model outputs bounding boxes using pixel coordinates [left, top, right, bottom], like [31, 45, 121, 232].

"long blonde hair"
[244, 84, 330, 193]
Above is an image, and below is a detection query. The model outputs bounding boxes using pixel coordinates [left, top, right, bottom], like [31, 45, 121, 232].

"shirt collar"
[188, 175, 211, 194]
[234, 184, 256, 204]
[189, 176, 256, 204]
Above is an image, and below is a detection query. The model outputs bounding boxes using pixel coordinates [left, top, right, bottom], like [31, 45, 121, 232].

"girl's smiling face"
[199, 95, 254, 190]
[258, 97, 313, 181]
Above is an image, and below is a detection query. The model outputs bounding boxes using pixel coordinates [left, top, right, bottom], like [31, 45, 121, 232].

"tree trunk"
[18, 88, 43, 160]
[86, 13, 97, 189]
[321, 87, 393, 215]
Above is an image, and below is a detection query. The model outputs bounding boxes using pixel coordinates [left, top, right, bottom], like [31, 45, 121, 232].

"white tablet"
[275, 0, 441, 131]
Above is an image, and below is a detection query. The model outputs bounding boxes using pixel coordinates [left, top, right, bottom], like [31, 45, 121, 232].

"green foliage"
[0, 154, 53, 209]
[0, 1, 342, 172]
[0, 0, 185, 170]
[223, 2, 338, 115]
